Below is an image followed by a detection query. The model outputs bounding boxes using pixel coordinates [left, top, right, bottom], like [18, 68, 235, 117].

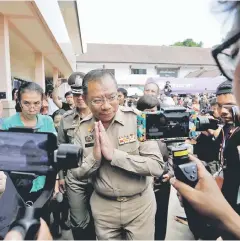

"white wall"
[178, 66, 202, 78]
[77, 62, 213, 84]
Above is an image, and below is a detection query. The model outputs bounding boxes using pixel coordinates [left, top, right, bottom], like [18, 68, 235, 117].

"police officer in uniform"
[57, 72, 94, 240]
[71, 69, 164, 240]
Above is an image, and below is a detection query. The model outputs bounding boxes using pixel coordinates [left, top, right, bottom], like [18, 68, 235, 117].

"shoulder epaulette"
[120, 106, 142, 115]
[62, 109, 75, 118]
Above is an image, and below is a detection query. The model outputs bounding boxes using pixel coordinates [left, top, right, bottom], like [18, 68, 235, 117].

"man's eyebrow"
[224, 102, 236, 105]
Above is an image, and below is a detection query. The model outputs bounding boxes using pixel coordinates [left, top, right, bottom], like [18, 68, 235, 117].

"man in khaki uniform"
[57, 72, 94, 240]
[71, 69, 164, 240]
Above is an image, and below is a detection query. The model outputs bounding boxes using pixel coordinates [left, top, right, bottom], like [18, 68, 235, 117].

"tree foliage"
[172, 38, 203, 47]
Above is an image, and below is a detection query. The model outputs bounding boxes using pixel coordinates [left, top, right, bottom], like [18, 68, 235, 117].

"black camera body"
[137, 107, 220, 141]
[0, 128, 81, 174]
[0, 127, 82, 239]
[171, 145, 198, 187]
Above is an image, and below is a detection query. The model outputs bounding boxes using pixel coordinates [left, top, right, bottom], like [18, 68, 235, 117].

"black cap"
[68, 72, 85, 95]
[216, 80, 233, 96]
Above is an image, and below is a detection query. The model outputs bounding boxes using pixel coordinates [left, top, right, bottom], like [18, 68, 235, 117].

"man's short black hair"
[64, 91, 72, 98]
[82, 69, 117, 95]
[136, 95, 160, 111]
[216, 80, 233, 96]
[117, 88, 128, 98]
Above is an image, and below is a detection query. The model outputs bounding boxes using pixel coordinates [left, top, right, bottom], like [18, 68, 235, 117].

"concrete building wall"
[77, 62, 211, 84]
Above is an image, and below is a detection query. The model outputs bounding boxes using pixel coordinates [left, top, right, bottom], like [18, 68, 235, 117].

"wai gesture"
[93, 121, 114, 161]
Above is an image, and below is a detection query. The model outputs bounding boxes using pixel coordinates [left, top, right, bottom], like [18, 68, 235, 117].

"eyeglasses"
[91, 93, 118, 106]
[21, 101, 42, 109]
[212, 31, 240, 81]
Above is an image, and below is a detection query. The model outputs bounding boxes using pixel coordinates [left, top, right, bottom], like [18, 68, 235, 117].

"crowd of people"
[0, 1, 240, 240]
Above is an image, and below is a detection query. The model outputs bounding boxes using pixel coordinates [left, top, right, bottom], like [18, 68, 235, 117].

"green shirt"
[2, 113, 56, 134]
[1, 113, 56, 192]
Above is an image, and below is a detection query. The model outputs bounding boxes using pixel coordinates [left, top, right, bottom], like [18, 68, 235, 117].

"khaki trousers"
[90, 186, 156, 240]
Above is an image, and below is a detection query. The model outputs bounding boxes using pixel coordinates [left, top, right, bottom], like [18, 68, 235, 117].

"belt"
[95, 191, 143, 202]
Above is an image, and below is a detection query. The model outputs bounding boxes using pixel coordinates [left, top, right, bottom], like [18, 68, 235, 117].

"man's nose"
[221, 107, 229, 115]
[101, 100, 111, 110]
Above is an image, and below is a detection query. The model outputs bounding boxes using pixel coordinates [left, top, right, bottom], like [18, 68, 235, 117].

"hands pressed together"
[93, 121, 114, 161]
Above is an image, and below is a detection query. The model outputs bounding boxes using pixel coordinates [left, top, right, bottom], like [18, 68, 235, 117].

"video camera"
[137, 107, 219, 142]
[0, 127, 82, 239]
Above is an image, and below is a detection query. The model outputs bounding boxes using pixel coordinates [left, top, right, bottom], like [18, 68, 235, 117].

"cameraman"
[184, 81, 237, 239]
[172, 2, 240, 239]
[136, 95, 171, 240]
[164, 81, 172, 97]
[194, 81, 236, 176]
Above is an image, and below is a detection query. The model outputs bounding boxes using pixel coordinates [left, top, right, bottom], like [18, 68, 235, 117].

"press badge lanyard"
[219, 127, 239, 167]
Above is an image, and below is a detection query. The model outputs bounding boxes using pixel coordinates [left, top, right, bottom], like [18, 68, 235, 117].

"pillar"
[0, 14, 15, 117]
[53, 67, 58, 87]
[35, 52, 45, 90]
[0, 14, 11, 100]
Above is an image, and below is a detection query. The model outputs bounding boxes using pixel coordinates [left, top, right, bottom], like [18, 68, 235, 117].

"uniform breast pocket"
[118, 141, 139, 155]
[67, 129, 75, 144]
[83, 144, 94, 158]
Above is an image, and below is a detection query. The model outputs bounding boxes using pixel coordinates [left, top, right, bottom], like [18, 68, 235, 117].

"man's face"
[216, 93, 236, 124]
[84, 76, 119, 123]
[66, 94, 74, 105]
[73, 93, 88, 109]
[144, 83, 159, 97]
[20, 91, 42, 116]
[118, 91, 125, 105]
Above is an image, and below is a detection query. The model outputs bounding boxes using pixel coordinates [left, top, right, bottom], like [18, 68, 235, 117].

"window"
[157, 68, 178, 77]
[105, 69, 115, 76]
[131, 68, 147, 75]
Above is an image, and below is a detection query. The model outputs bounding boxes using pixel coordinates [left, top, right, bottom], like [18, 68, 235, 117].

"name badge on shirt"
[85, 135, 94, 143]
[118, 134, 136, 145]
[85, 134, 94, 148]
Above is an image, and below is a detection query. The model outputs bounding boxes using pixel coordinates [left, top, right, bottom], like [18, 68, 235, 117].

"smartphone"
[0, 131, 57, 173]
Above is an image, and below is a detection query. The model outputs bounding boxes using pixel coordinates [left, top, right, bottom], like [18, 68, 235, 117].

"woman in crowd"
[0, 82, 56, 239]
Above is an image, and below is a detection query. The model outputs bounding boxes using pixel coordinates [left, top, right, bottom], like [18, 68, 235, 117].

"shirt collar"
[17, 113, 44, 130]
[112, 108, 125, 126]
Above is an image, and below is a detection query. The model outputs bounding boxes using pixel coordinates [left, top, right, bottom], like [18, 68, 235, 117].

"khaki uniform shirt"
[71, 106, 164, 198]
[58, 108, 81, 145]
[58, 108, 81, 180]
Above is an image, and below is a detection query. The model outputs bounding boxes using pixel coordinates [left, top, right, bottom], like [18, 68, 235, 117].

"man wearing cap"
[57, 72, 93, 240]
[71, 69, 164, 240]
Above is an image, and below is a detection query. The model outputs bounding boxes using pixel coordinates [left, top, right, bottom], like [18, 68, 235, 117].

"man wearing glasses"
[171, 2, 240, 239]
[71, 69, 164, 240]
